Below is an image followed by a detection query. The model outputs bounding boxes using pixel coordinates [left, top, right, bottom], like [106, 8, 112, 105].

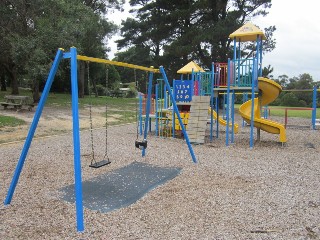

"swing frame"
[4, 47, 197, 232]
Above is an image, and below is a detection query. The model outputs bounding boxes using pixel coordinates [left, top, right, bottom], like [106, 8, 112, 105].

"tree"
[262, 64, 274, 78]
[117, 0, 275, 73]
[0, 0, 120, 101]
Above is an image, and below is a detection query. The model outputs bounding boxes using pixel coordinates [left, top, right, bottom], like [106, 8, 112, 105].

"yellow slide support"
[208, 108, 239, 133]
[239, 77, 287, 142]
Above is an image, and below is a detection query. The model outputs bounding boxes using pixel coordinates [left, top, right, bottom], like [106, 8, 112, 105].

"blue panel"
[173, 80, 193, 102]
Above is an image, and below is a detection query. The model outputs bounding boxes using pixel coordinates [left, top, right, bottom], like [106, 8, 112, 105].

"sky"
[255, 0, 320, 80]
[108, 0, 320, 81]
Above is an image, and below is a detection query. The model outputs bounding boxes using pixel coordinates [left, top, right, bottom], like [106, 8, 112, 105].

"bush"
[95, 84, 106, 96]
[298, 100, 307, 107]
[125, 86, 137, 98]
[280, 92, 299, 106]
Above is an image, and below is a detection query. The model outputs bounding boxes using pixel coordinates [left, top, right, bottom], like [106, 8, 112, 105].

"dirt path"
[0, 106, 109, 144]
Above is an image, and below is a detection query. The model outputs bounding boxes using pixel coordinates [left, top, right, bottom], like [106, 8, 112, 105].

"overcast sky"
[108, 1, 320, 81]
[255, 0, 320, 81]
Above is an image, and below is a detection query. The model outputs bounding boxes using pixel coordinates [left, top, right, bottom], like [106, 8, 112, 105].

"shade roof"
[177, 61, 205, 74]
[229, 22, 266, 42]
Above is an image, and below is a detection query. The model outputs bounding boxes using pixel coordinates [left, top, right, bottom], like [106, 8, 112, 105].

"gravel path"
[0, 116, 320, 239]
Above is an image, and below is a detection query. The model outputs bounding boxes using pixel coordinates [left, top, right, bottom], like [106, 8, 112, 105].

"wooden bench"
[0, 95, 34, 111]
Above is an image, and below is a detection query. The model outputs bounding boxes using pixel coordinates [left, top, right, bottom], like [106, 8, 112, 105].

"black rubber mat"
[59, 162, 182, 213]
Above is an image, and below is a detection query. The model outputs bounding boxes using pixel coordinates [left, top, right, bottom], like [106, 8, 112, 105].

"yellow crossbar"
[77, 55, 160, 73]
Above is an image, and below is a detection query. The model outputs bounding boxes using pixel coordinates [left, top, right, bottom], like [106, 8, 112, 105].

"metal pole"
[160, 66, 197, 163]
[142, 71, 154, 157]
[226, 59, 231, 146]
[70, 47, 84, 232]
[312, 86, 317, 130]
[4, 49, 64, 205]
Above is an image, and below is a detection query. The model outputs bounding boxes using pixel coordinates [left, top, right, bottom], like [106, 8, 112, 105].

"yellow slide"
[239, 77, 286, 142]
[208, 108, 239, 133]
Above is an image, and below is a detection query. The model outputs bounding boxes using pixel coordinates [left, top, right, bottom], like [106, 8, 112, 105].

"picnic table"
[0, 95, 34, 111]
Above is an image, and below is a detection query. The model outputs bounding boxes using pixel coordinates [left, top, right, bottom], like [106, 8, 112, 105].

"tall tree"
[117, 0, 275, 74]
[0, 0, 120, 101]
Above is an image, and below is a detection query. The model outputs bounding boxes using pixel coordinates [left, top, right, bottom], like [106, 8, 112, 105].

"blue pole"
[142, 71, 154, 157]
[249, 58, 257, 148]
[160, 66, 197, 163]
[226, 59, 231, 146]
[139, 94, 143, 135]
[259, 37, 263, 76]
[4, 49, 64, 205]
[215, 95, 219, 139]
[210, 63, 214, 141]
[231, 90, 235, 143]
[155, 84, 159, 136]
[70, 47, 84, 232]
[312, 86, 317, 130]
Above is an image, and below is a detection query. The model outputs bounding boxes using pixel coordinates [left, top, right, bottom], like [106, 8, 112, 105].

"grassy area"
[0, 88, 138, 109]
[0, 115, 26, 128]
[234, 104, 320, 118]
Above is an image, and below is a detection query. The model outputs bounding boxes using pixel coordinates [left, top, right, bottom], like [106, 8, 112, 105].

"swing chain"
[104, 66, 109, 160]
[87, 62, 96, 165]
[134, 69, 147, 150]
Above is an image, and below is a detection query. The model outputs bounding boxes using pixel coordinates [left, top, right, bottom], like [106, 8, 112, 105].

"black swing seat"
[135, 139, 147, 150]
[89, 159, 111, 168]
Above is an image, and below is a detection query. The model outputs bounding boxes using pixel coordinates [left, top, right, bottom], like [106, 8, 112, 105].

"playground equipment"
[86, 63, 111, 168]
[239, 77, 286, 142]
[4, 48, 197, 232]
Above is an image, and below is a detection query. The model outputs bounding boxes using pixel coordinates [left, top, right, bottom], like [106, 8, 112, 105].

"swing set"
[4, 47, 197, 232]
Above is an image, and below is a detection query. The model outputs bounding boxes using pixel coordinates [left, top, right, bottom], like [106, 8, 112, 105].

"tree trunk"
[32, 78, 40, 103]
[78, 61, 85, 98]
[0, 73, 6, 91]
[9, 66, 19, 95]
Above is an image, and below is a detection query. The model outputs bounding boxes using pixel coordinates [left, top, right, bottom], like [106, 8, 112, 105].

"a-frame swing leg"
[4, 49, 64, 204]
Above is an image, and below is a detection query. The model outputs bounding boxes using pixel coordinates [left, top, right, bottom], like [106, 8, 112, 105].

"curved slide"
[239, 77, 286, 142]
[208, 108, 239, 133]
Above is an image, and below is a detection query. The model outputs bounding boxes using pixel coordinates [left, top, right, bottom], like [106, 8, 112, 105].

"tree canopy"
[117, 0, 275, 77]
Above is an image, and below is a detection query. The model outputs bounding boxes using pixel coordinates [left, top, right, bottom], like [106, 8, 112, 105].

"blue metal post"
[142, 71, 154, 157]
[249, 58, 257, 148]
[160, 66, 197, 163]
[312, 86, 317, 130]
[259, 37, 263, 76]
[4, 49, 64, 205]
[70, 47, 84, 232]
[155, 84, 159, 136]
[139, 94, 143, 135]
[210, 63, 214, 141]
[231, 90, 235, 143]
[215, 95, 219, 139]
[226, 59, 231, 146]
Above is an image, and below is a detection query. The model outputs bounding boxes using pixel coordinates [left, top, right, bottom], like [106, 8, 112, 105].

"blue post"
[312, 86, 317, 130]
[142, 71, 154, 157]
[155, 84, 159, 136]
[259, 37, 263, 76]
[231, 90, 235, 143]
[4, 49, 64, 205]
[249, 58, 257, 148]
[160, 66, 197, 163]
[242, 93, 248, 127]
[139, 94, 143, 135]
[210, 63, 214, 141]
[70, 47, 84, 232]
[215, 95, 219, 139]
[226, 59, 231, 146]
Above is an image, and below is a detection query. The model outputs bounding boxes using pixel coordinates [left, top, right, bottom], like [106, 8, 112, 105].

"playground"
[1, 23, 320, 239]
[1, 110, 320, 239]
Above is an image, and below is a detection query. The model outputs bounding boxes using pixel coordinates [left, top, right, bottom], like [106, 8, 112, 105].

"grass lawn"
[0, 115, 26, 128]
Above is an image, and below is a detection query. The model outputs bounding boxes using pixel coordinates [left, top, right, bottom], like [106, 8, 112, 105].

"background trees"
[0, 0, 318, 106]
[0, 0, 120, 101]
